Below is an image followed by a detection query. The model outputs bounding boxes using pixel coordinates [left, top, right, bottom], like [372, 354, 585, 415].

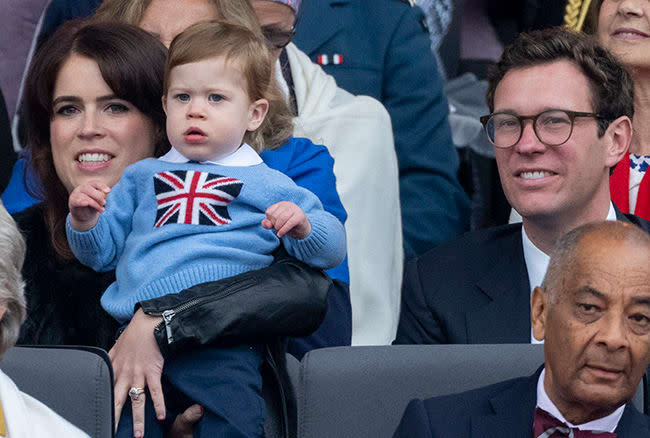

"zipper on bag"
[150, 278, 257, 344]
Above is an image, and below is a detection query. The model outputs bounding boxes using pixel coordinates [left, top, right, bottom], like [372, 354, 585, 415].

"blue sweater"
[66, 158, 346, 322]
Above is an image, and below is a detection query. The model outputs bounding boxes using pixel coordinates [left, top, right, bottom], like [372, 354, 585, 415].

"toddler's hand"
[262, 201, 312, 239]
[68, 182, 110, 231]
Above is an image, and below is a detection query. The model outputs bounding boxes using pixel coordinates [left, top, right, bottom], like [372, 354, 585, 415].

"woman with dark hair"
[24, 20, 169, 262]
[12, 0, 351, 357]
[15, 19, 335, 436]
[17, 20, 170, 349]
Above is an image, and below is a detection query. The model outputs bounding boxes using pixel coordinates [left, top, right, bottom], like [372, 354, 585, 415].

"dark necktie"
[533, 407, 617, 438]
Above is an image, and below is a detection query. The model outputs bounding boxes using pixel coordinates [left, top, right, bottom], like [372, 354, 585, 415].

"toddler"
[66, 21, 346, 438]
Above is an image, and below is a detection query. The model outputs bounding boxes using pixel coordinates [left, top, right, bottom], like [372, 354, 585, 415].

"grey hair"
[541, 221, 650, 303]
[0, 201, 27, 357]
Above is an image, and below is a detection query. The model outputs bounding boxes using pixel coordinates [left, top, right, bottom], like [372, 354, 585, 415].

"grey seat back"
[1, 346, 113, 437]
[293, 344, 645, 438]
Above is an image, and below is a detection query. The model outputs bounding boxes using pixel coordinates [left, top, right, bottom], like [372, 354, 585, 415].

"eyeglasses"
[479, 109, 607, 149]
[261, 25, 295, 50]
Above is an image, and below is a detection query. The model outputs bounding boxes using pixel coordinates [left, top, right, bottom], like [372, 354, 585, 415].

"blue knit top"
[66, 157, 346, 322]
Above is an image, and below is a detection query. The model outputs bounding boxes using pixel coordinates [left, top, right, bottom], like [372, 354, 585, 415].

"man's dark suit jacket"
[394, 208, 650, 344]
[393, 368, 650, 437]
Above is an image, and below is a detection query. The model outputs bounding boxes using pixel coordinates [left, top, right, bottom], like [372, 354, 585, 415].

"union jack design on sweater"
[153, 170, 243, 227]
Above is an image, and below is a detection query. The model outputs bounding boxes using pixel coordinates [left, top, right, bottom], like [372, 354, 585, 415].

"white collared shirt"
[524, 202, 617, 343]
[159, 143, 262, 167]
[536, 368, 625, 433]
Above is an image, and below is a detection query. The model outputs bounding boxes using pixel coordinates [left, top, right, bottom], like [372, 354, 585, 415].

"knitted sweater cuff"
[65, 214, 107, 255]
[285, 214, 346, 269]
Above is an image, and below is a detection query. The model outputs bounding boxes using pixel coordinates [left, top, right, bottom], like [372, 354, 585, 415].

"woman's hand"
[110, 308, 166, 438]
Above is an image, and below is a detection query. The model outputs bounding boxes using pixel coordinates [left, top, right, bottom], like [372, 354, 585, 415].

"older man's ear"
[531, 286, 547, 343]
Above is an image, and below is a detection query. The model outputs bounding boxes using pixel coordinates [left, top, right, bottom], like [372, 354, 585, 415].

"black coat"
[14, 204, 118, 349]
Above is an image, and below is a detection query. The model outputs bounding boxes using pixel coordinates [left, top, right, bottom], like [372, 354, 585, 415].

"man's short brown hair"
[486, 27, 633, 136]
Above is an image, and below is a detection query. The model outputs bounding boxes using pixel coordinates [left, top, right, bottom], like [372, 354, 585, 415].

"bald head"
[542, 221, 650, 303]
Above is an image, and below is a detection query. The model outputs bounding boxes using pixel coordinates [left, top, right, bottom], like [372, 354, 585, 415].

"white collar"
[523, 202, 617, 344]
[159, 143, 262, 166]
[605, 201, 618, 222]
[536, 368, 625, 433]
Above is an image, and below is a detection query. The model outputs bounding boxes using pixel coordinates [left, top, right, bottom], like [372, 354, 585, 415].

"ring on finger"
[128, 386, 145, 402]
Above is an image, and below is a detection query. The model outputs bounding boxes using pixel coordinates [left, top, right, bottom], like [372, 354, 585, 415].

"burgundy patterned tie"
[533, 408, 617, 438]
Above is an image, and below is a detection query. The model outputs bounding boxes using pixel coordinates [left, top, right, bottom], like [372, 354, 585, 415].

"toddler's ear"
[162, 95, 168, 115]
[247, 98, 269, 131]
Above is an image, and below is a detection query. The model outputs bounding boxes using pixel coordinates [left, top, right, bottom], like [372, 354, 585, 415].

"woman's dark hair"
[23, 19, 169, 259]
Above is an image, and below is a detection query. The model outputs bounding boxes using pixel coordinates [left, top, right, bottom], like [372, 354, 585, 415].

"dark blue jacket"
[393, 367, 650, 437]
[294, 0, 470, 258]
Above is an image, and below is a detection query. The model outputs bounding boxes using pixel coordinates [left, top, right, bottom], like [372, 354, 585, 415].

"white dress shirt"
[537, 368, 624, 433]
[523, 202, 617, 343]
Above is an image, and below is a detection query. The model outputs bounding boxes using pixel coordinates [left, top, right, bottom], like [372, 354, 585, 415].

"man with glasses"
[394, 27, 650, 346]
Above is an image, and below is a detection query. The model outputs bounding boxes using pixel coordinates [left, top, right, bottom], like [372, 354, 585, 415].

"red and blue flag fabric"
[153, 170, 243, 228]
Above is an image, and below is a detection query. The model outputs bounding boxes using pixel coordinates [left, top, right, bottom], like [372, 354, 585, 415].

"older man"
[394, 27, 650, 345]
[394, 221, 650, 437]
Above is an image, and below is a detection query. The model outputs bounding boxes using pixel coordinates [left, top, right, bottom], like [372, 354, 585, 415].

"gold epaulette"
[564, 0, 592, 32]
